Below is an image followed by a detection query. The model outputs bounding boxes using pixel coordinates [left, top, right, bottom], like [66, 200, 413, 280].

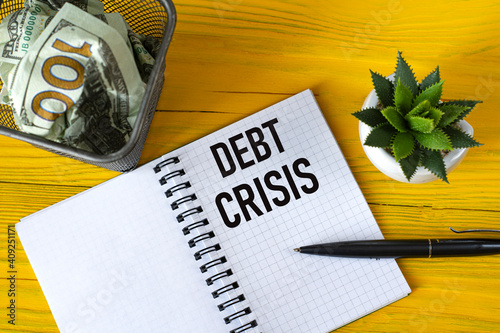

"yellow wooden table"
[1, 0, 500, 332]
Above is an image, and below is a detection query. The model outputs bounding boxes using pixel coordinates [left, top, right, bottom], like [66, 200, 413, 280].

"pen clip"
[449, 227, 500, 234]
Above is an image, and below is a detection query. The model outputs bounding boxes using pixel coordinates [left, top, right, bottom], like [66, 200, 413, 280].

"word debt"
[215, 158, 319, 228]
[210, 118, 284, 178]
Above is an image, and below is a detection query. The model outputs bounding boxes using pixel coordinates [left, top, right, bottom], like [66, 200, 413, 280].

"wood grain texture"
[1, 0, 500, 332]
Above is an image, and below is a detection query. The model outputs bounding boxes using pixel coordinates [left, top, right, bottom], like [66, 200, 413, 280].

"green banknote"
[8, 3, 145, 154]
[128, 30, 156, 82]
[26, 0, 105, 13]
[0, 0, 105, 64]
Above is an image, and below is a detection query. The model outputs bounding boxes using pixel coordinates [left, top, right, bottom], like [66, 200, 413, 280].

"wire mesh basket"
[0, 0, 176, 172]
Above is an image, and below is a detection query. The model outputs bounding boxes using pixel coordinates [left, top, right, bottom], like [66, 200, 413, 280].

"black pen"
[294, 238, 500, 259]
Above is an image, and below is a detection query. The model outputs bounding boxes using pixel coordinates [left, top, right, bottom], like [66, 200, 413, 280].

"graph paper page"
[169, 89, 411, 332]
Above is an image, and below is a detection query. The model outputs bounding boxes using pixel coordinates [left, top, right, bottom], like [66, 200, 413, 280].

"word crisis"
[215, 157, 319, 228]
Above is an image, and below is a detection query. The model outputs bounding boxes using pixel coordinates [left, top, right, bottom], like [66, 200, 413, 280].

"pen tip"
[293, 248, 301, 252]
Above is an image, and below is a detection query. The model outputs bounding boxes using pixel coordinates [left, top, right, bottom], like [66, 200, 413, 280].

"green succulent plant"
[353, 51, 482, 183]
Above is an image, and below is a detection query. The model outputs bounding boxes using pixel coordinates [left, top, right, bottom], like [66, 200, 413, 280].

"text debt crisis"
[210, 117, 320, 228]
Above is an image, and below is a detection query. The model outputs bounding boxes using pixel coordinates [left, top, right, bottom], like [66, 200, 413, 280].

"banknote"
[99, 12, 133, 52]
[0, 62, 14, 104]
[30, 0, 106, 13]
[0, 2, 52, 65]
[0, 1, 152, 105]
[8, 3, 145, 154]
[128, 30, 156, 82]
[0, 0, 105, 64]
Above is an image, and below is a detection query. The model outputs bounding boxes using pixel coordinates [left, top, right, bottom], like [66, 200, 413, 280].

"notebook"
[16, 90, 410, 333]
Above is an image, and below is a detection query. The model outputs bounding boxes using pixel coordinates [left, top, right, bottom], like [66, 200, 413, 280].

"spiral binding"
[182, 219, 209, 235]
[165, 182, 191, 198]
[159, 169, 185, 185]
[212, 282, 239, 298]
[171, 194, 197, 210]
[153, 157, 179, 173]
[218, 294, 244, 311]
[155, 158, 258, 333]
[206, 269, 233, 286]
[194, 244, 221, 260]
[200, 257, 227, 273]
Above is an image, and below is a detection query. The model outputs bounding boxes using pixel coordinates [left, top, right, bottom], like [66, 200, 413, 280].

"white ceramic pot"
[359, 87, 473, 183]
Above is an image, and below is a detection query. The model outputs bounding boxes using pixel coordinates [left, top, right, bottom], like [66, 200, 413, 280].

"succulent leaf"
[395, 51, 419, 96]
[413, 128, 452, 150]
[442, 99, 482, 110]
[427, 107, 444, 126]
[381, 106, 407, 132]
[352, 107, 387, 127]
[392, 132, 415, 161]
[394, 78, 413, 115]
[364, 123, 397, 148]
[441, 99, 482, 122]
[398, 149, 422, 181]
[412, 80, 444, 108]
[443, 126, 483, 148]
[437, 105, 468, 128]
[370, 70, 394, 108]
[420, 66, 440, 91]
[421, 149, 448, 183]
[405, 100, 431, 119]
[408, 116, 435, 133]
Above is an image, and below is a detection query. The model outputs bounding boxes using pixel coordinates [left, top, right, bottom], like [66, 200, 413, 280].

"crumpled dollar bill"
[6, 3, 148, 154]
[26, 0, 105, 13]
[0, 0, 105, 65]
[0, 0, 160, 154]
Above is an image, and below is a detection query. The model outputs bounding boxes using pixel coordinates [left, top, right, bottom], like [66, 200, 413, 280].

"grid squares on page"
[172, 90, 409, 332]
